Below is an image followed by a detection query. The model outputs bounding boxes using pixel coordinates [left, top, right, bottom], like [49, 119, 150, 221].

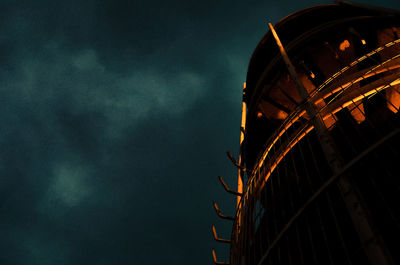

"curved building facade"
[213, 2, 400, 265]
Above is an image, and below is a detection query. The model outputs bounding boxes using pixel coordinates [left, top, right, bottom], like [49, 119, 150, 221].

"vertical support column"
[269, 23, 392, 265]
[235, 82, 247, 237]
[237, 82, 247, 208]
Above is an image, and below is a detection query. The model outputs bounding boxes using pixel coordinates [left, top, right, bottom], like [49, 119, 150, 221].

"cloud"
[108, 69, 206, 119]
[72, 49, 105, 72]
[46, 163, 92, 207]
[5, 43, 208, 130]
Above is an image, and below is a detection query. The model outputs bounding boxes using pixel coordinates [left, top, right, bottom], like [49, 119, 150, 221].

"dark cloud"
[1, 0, 399, 264]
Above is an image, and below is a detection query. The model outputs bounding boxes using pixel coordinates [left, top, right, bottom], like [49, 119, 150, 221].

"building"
[212, 2, 400, 265]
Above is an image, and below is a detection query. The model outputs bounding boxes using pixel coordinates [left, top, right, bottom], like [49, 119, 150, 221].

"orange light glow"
[321, 77, 400, 118]
[276, 110, 288, 120]
[316, 39, 400, 97]
[236, 39, 400, 220]
[339, 40, 350, 51]
[250, 77, 400, 205]
[348, 102, 366, 124]
[257, 125, 314, 193]
[386, 86, 400, 113]
[322, 114, 336, 130]
[237, 82, 247, 211]
[311, 57, 400, 106]
[258, 109, 306, 169]
[301, 73, 316, 93]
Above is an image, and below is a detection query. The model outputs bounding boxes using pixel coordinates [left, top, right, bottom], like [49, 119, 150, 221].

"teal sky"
[0, 0, 399, 264]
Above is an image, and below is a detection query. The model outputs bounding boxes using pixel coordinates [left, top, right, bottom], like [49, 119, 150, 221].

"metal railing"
[229, 39, 400, 265]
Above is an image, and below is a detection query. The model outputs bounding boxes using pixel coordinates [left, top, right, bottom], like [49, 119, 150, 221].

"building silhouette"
[212, 2, 400, 265]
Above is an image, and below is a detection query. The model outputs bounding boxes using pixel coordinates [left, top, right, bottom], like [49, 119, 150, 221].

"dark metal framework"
[212, 2, 400, 265]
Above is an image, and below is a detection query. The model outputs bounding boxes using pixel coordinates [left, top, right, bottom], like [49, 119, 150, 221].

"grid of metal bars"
[229, 38, 400, 265]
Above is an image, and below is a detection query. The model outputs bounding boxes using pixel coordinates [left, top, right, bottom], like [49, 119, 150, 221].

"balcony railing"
[230, 39, 400, 265]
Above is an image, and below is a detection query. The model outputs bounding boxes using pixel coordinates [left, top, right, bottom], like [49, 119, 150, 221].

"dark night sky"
[0, 0, 399, 264]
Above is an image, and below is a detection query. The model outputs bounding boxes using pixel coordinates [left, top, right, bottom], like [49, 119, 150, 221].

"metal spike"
[212, 225, 231, 243]
[213, 201, 234, 221]
[226, 151, 246, 172]
[218, 176, 243, 196]
[212, 249, 230, 265]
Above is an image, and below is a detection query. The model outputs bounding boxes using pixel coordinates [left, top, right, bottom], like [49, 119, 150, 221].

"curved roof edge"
[245, 1, 400, 104]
